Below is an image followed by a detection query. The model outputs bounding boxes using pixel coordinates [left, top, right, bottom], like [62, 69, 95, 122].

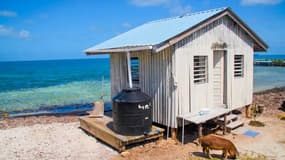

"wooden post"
[246, 104, 251, 118]
[171, 128, 178, 140]
[223, 114, 227, 135]
[198, 124, 203, 138]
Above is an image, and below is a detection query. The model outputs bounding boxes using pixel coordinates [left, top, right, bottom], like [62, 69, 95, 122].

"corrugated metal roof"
[85, 7, 228, 53]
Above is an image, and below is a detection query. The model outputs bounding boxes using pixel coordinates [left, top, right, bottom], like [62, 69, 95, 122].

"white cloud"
[0, 10, 17, 17]
[122, 22, 132, 28]
[131, 0, 171, 6]
[0, 25, 31, 39]
[0, 25, 13, 36]
[241, 0, 282, 5]
[19, 30, 30, 39]
[130, 0, 191, 15]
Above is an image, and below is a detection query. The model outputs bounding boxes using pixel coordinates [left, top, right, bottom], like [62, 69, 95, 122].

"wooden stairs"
[218, 113, 245, 133]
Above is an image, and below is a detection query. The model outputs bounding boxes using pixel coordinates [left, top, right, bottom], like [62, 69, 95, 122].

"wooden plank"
[79, 117, 122, 151]
[226, 119, 244, 130]
[79, 116, 164, 152]
[218, 114, 237, 122]
[177, 107, 230, 124]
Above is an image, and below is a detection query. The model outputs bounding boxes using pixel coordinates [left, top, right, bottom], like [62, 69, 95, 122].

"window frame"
[130, 57, 140, 85]
[193, 55, 208, 84]
[234, 54, 244, 78]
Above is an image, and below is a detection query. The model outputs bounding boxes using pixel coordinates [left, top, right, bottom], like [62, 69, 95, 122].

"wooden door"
[213, 51, 226, 106]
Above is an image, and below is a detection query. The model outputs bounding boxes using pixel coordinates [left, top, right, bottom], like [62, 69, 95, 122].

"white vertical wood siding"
[110, 15, 254, 128]
[110, 49, 176, 127]
[110, 53, 128, 96]
[174, 15, 254, 120]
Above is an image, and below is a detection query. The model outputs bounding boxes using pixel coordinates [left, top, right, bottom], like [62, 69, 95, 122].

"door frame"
[212, 50, 227, 107]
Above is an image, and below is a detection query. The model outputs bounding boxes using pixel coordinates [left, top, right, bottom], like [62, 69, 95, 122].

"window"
[234, 55, 244, 77]
[194, 56, 208, 84]
[131, 57, 139, 84]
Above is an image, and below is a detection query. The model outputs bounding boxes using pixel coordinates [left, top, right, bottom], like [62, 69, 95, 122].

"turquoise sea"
[0, 55, 284, 114]
[0, 59, 111, 113]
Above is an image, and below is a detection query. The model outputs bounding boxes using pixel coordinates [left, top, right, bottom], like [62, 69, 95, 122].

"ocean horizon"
[0, 55, 285, 113]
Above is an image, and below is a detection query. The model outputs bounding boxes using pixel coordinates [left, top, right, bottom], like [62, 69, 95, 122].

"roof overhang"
[155, 8, 268, 52]
[85, 45, 153, 55]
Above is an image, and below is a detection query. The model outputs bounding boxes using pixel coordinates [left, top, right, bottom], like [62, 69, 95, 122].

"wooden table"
[177, 107, 231, 144]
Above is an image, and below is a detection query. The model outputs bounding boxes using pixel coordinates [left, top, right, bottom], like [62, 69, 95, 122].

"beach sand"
[0, 122, 117, 160]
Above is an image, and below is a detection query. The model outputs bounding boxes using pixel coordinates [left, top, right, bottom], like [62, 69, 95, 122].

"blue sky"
[0, 0, 284, 61]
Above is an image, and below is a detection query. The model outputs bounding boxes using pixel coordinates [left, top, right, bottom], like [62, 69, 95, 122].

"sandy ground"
[227, 116, 285, 160]
[0, 115, 79, 130]
[111, 115, 285, 160]
[0, 122, 117, 160]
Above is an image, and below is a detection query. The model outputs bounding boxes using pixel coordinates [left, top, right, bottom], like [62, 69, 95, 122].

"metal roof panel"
[85, 7, 227, 53]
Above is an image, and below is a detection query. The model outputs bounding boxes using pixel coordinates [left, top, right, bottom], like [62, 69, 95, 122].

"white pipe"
[126, 51, 133, 88]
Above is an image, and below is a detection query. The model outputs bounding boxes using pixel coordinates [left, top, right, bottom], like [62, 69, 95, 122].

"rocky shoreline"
[253, 86, 285, 116]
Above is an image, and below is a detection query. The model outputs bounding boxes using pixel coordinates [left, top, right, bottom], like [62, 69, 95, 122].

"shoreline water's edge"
[0, 102, 113, 118]
[254, 86, 285, 95]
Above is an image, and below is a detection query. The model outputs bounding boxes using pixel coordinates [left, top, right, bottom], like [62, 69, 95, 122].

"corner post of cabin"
[126, 51, 133, 88]
[198, 123, 203, 138]
[181, 118, 185, 144]
[223, 114, 227, 135]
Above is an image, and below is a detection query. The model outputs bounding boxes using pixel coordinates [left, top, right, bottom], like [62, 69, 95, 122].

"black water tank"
[112, 87, 152, 136]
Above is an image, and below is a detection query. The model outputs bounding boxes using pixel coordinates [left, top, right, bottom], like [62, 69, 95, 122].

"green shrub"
[272, 59, 285, 66]
[249, 120, 265, 127]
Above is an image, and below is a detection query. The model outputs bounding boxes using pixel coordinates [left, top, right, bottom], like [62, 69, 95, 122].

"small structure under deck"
[79, 115, 164, 152]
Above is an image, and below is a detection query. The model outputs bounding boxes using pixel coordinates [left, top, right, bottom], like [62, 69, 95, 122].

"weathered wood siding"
[174, 15, 254, 118]
[110, 15, 255, 128]
[110, 53, 128, 96]
[110, 49, 176, 127]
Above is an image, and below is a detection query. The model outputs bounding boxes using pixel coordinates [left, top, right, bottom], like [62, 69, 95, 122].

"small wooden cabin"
[85, 7, 268, 130]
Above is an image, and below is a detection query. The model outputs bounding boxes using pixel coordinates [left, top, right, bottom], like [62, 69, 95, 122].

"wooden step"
[226, 119, 244, 130]
[218, 114, 238, 122]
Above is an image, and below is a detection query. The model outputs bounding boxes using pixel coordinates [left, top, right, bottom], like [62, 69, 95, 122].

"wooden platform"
[79, 116, 164, 152]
